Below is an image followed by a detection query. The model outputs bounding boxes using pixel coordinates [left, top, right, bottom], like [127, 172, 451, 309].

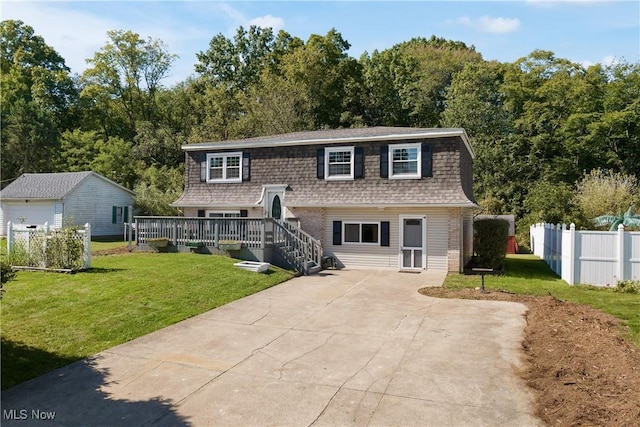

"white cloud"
[457, 16, 521, 34]
[248, 15, 285, 31]
[580, 55, 622, 68]
[214, 3, 285, 34]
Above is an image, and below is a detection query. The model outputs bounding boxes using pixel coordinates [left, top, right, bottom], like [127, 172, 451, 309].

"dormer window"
[317, 146, 364, 180]
[325, 147, 355, 180]
[389, 143, 421, 179]
[207, 152, 242, 183]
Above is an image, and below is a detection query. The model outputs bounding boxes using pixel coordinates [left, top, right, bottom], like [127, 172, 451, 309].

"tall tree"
[361, 36, 482, 127]
[1, 20, 76, 183]
[277, 28, 364, 128]
[80, 30, 176, 140]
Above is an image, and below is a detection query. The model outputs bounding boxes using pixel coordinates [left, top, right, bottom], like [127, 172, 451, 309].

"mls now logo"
[3, 409, 56, 421]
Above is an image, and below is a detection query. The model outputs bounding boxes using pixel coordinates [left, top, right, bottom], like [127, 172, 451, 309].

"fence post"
[618, 224, 625, 282]
[567, 223, 576, 285]
[214, 222, 219, 248]
[84, 223, 92, 269]
[7, 221, 14, 254]
[555, 223, 562, 275]
[172, 220, 178, 246]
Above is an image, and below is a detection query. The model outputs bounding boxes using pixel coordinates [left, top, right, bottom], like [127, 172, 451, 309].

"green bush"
[45, 228, 85, 270]
[616, 279, 640, 294]
[474, 218, 509, 269]
[1, 258, 16, 298]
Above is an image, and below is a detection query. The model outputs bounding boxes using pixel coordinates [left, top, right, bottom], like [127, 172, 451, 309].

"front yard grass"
[1, 252, 294, 390]
[445, 254, 640, 346]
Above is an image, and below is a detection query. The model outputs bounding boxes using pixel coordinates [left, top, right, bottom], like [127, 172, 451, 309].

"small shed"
[0, 171, 135, 237]
[475, 214, 519, 254]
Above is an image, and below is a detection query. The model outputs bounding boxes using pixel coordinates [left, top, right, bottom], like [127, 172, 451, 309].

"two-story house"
[170, 127, 478, 273]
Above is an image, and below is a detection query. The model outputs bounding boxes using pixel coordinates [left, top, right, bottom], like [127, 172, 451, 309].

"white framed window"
[325, 146, 354, 180]
[207, 152, 242, 183]
[389, 143, 421, 179]
[343, 222, 379, 244]
[206, 211, 241, 218]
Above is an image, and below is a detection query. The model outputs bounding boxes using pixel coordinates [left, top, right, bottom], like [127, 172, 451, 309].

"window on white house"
[206, 211, 241, 218]
[344, 222, 379, 244]
[207, 152, 242, 182]
[390, 143, 421, 179]
[115, 207, 123, 223]
[325, 147, 354, 180]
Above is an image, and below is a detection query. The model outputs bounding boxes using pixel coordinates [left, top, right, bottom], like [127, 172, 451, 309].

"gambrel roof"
[0, 171, 134, 200]
[174, 127, 477, 209]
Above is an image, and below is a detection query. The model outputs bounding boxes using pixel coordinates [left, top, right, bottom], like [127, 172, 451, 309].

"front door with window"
[400, 216, 426, 269]
[263, 185, 287, 220]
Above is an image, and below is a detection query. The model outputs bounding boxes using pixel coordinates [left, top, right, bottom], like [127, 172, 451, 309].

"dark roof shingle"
[1, 172, 94, 199]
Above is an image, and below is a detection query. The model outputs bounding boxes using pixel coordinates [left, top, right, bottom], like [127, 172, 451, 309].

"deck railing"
[135, 216, 265, 248]
[134, 216, 323, 274]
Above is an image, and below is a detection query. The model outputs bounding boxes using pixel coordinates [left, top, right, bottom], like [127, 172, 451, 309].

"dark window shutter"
[200, 153, 207, 182]
[317, 148, 325, 179]
[381, 221, 390, 246]
[242, 152, 251, 182]
[332, 221, 342, 245]
[421, 144, 433, 177]
[123, 206, 129, 223]
[240, 209, 248, 217]
[197, 209, 205, 217]
[380, 146, 389, 178]
[354, 147, 364, 179]
[112, 206, 117, 224]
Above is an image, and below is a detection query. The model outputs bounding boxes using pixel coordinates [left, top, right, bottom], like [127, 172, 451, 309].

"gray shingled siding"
[459, 140, 476, 204]
[175, 136, 474, 208]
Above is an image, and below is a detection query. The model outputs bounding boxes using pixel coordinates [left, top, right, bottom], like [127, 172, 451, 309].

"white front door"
[400, 216, 427, 270]
[263, 185, 287, 220]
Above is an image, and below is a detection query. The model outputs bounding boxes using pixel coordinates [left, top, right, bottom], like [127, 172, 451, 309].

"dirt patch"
[91, 246, 135, 256]
[419, 287, 640, 426]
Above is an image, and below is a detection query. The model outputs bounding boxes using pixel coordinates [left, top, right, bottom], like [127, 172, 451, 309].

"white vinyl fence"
[6, 221, 92, 270]
[530, 223, 640, 286]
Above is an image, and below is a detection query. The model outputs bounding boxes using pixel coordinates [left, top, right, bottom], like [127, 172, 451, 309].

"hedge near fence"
[474, 218, 509, 269]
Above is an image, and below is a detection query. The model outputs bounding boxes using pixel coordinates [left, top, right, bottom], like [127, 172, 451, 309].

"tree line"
[2, 20, 638, 240]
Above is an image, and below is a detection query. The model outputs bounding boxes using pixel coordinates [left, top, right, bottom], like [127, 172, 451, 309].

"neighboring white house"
[0, 171, 135, 237]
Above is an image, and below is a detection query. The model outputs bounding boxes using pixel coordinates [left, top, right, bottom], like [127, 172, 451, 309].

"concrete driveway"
[2, 269, 541, 426]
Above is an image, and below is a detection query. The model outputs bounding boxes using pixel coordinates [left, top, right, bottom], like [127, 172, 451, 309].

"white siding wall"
[323, 207, 450, 271]
[65, 175, 134, 236]
[0, 201, 56, 235]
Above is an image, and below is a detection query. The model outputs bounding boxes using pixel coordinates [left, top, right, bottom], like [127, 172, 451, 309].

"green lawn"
[445, 255, 640, 346]
[1, 252, 294, 390]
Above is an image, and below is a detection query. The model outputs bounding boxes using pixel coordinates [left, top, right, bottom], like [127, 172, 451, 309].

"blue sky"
[3, 1, 639, 86]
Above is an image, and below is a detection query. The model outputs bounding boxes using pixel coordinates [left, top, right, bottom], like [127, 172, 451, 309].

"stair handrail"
[271, 219, 323, 274]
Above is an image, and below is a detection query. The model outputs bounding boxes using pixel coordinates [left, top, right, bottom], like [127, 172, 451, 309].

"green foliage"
[1, 20, 76, 182]
[616, 280, 640, 294]
[133, 165, 183, 216]
[594, 206, 640, 231]
[8, 227, 86, 270]
[474, 219, 509, 268]
[575, 169, 640, 222]
[81, 29, 176, 140]
[1, 258, 16, 298]
[44, 227, 85, 270]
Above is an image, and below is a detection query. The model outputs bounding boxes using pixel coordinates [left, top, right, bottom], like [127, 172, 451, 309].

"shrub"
[1, 258, 17, 299]
[616, 279, 640, 294]
[474, 218, 509, 269]
[45, 227, 85, 270]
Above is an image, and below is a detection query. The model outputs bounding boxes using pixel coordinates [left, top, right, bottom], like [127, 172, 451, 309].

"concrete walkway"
[2, 269, 541, 426]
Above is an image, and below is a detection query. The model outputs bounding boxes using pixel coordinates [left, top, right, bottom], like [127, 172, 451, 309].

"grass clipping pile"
[419, 287, 640, 426]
